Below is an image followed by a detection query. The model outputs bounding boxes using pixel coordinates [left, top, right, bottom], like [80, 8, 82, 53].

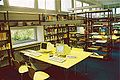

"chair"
[12, 59, 28, 80]
[28, 67, 50, 80]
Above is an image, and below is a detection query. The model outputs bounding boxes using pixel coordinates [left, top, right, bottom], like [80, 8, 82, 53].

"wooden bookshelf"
[43, 24, 68, 44]
[0, 22, 12, 67]
[43, 21, 79, 45]
[69, 32, 85, 48]
[57, 13, 69, 21]
[84, 9, 113, 58]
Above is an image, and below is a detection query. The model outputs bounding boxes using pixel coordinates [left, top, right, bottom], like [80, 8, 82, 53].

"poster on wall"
[0, 0, 4, 5]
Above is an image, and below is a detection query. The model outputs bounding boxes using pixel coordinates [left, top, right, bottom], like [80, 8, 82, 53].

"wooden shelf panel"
[0, 40, 8, 42]
[0, 30, 9, 33]
[44, 34, 58, 36]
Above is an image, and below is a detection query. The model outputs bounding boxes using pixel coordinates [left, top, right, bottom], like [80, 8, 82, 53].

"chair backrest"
[28, 67, 35, 79]
[14, 53, 25, 63]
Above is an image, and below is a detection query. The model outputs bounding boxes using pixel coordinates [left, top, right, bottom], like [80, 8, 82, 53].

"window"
[9, 0, 34, 8]
[61, 0, 72, 12]
[83, 2, 89, 7]
[46, 0, 55, 10]
[0, 0, 4, 5]
[11, 27, 37, 45]
[38, 0, 55, 10]
[76, 10, 82, 13]
[92, 8, 96, 11]
[112, 8, 115, 14]
[92, 8, 101, 11]
[83, 2, 89, 12]
[116, 8, 120, 14]
[96, 8, 101, 10]
[38, 0, 45, 9]
[74, 0, 82, 13]
[75, 0, 82, 7]
[83, 9, 89, 12]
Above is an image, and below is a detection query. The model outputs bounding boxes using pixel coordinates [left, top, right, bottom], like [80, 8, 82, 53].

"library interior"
[0, 0, 120, 80]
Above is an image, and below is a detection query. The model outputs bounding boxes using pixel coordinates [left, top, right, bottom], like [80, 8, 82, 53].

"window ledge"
[13, 41, 40, 49]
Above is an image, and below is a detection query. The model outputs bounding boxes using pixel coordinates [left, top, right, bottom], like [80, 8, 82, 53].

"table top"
[20, 48, 92, 69]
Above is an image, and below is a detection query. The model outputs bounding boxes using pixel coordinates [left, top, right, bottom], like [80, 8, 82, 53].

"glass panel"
[116, 8, 120, 14]
[74, 0, 82, 13]
[61, 0, 72, 12]
[11, 28, 37, 44]
[38, 0, 45, 9]
[83, 2, 89, 12]
[112, 8, 115, 14]
[92, 8, 96, 11]
[46, 0, 55, 10]
[75, 0, 82, 7]
[76, 10, 82, 13]
[9, 0, 34, 8]
[0, 0, 4, 5]
[83, 9, 89, 12]
[83, 2, 89, 7]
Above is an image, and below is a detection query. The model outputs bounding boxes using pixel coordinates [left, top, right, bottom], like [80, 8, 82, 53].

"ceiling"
[95, 0, 120, 5]
[79, 0, 120, 8]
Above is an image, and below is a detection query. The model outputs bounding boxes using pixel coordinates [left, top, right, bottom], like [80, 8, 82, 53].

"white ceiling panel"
[96, 0, 120, 5]
[78, 0, 120, 5]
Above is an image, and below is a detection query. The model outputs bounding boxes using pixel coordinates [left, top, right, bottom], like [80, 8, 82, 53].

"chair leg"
[20, 74, 23, 80]
[46, 77, 53, 80]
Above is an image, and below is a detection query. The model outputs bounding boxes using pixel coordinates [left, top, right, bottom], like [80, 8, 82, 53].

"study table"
[20, 48, 92, 69]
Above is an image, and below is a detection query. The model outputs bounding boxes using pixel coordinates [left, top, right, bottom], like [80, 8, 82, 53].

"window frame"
[11, 27, 37, 45]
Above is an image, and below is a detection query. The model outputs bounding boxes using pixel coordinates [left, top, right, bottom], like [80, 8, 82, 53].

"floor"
[0, 49, 119, 80]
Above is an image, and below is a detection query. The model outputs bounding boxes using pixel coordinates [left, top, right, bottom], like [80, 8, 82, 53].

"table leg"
[84, 59, 88, 75]
[64, 69, 68, 80]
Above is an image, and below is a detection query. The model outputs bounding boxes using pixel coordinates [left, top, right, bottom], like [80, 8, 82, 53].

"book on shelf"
[0, 43, 10, 51]
[0, 33, 7, 41]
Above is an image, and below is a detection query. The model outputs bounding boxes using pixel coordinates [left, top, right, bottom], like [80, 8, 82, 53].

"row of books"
[0, 23, 9, 31]
[44, 29, 57, 35]
[45, 16, 57, 21]
[44, 35, 65, 41]
[44, 28, 68, 35]
[0, 43, 10, 50]
[45, 36, 57, 41]
[43, 14, 78, 21]
[0, 33, 7, 41]
[69, 27, 76, 32]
